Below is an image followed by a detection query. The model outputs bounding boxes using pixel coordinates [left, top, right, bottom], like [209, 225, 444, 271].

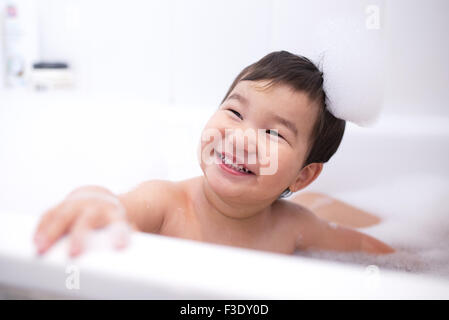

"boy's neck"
[194, 177, 274, 232]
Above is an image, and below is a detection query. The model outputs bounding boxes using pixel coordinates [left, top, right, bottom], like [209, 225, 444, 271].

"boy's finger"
[34, 204, 63, 242]
[361, 234, 395, 254]
[107, 220, 131, 250]
[68, 213, 92, 257]
[36, 207, 78, 255]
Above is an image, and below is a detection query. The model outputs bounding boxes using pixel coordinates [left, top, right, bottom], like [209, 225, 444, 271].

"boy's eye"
[227, 109, 243, 120]
[266, 129, 285, 140]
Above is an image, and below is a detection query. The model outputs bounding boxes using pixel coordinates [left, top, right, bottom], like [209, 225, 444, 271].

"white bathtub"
[1, 91, 449, 299]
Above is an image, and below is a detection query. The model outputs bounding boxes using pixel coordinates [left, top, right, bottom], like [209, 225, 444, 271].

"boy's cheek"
[264, 159, 299, 191]
[256, 172, 291, 197]
[258, 149, 290, 176]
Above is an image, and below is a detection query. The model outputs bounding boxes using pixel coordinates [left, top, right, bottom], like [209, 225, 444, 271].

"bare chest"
[158, 207, 297, 255]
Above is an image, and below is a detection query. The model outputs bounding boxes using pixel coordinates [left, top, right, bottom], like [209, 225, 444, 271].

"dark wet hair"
[221, 51, 346, 197]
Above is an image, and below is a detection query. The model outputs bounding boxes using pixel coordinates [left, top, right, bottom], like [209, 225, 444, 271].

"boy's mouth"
[214, 150, 256, 176]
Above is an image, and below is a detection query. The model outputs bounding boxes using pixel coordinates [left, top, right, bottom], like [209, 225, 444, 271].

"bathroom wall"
[383, 0, 449, 117]
[1, 0, 448, 116]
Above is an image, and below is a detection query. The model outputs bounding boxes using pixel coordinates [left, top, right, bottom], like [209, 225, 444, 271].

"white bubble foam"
[311, 13, 386, 126]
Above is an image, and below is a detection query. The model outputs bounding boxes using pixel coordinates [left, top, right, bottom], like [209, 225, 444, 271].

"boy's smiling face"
[199, 80, 321, 207]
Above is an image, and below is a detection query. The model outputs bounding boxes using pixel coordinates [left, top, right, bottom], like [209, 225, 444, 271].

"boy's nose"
[223, 128, 258, 161]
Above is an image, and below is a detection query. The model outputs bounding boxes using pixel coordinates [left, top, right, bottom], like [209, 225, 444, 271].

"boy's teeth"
[220, 153, 251, 174]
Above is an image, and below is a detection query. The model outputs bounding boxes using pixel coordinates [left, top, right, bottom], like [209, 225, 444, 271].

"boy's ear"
[289, 162, 323, 193]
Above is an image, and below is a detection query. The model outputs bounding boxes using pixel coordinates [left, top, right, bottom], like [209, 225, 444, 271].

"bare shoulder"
[134, 179, 186, 197]
[271, 199, 322, 250]
[272, 198, 319, 224]
[118, 179, 189, 233]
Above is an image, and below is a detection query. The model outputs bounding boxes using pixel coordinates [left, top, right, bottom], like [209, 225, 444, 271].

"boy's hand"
[33, 186, 131, 257]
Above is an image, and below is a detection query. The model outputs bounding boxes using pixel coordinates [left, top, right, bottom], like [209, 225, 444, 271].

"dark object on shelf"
[33, 62, 69, 69]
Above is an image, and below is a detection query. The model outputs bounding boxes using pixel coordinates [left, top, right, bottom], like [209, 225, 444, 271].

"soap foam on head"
[310, 13, 386, 127]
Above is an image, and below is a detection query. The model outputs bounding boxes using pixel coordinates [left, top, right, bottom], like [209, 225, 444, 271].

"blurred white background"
[0, 0, 448, 216]
[1, 0, 448, 112]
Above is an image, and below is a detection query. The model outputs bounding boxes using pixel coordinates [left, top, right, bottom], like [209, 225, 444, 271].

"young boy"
[33, 51, 394, 257]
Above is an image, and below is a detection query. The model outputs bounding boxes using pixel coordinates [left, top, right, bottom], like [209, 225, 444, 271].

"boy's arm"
[294, 206, 395, 254]
[118, 180, 177, 234]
